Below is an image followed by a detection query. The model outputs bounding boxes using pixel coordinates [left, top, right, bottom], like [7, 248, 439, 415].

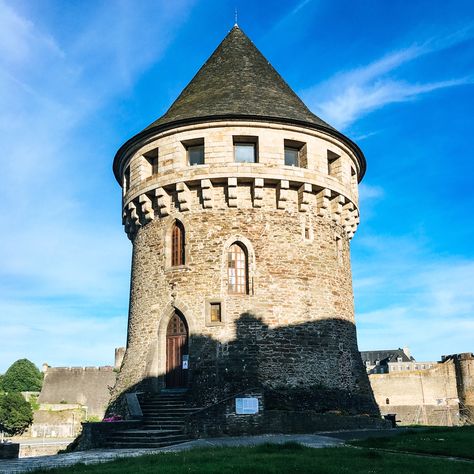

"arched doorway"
[165, 311, 188, 388]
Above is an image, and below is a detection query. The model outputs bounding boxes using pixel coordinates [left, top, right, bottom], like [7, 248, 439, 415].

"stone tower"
[112, 26, 378, 420]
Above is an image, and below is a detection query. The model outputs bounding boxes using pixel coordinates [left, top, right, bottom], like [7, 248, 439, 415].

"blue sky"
[1, 0, 473, 372]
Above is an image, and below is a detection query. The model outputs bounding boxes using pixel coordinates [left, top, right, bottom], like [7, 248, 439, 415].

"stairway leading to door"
[103, 391, 198, 449]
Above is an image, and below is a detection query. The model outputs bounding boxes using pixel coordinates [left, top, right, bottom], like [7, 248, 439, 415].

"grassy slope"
[31, 443, 473, 474]
[351, 425, 474, 460]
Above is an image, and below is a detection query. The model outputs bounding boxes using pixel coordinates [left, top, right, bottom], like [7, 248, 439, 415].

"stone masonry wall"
[38, 367, 116, 418]
[453, 353, 474, 423]
[113, 182, 376, 415]
[369, 360, 461, 426]
[111, 120, 376, 419]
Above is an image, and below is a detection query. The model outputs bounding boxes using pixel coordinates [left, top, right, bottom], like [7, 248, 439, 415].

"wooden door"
[165, 312, 188, 388]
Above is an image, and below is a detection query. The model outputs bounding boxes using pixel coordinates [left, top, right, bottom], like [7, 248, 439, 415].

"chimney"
[403, 346, 411, 359]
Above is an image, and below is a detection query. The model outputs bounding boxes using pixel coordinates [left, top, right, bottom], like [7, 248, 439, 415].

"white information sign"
[235, 397, 259, 415]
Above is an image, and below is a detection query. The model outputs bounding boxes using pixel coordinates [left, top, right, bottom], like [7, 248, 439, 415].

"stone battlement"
[38, 366, 117, 417]
[119, 122, 361, 241]
[45, 366, 115, 372]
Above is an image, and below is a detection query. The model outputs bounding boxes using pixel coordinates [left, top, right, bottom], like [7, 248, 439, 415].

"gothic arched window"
[171, 221, 185, 266]
[228, 242, 248, 294]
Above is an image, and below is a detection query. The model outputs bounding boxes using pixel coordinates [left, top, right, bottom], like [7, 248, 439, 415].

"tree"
[0, 392, 33, 435]
[2, 359, 43, 392]
[0, 374, 4, 392]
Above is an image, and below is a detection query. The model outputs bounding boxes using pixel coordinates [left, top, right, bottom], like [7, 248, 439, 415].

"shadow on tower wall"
[73, 314, 384, 449]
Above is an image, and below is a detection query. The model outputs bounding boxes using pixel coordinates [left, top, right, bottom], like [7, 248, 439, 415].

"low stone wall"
[369, 361, 461, 426]
[378, 405, 461, 426]
[75, 421, 142, 450]
[30, 408, 85, 438]
[38, 367, 117, 418]
[19, 442, 71, 458]
[186, 396, 390, 438]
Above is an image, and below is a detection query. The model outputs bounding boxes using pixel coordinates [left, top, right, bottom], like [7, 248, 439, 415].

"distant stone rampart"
[369, 354, 474, 426]
[38, 366, 117, 418]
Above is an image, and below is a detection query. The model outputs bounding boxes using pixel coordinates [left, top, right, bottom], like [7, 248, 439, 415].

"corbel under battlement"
[123, 177, 360, 241]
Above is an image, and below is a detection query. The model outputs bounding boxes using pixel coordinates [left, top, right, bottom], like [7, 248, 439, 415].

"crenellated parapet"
[118, 121, 362, 241]
[122, 177, 359, 241]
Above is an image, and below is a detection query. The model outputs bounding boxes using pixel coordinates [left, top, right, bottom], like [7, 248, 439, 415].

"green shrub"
[29, 394, 40, 411]
[0, 392, 33, 435]
[2, 359, 43, 392]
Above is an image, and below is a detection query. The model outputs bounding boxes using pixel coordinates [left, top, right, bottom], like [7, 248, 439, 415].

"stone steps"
[103, 392, 196, 449]
[104, 438, 190, 449]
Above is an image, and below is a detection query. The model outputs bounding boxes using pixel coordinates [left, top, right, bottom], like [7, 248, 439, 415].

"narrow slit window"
[124, 166, 130, 192]
[335, 236, 343, 265]
[228, 243, 248, 294]
[171, 221, 185, 266]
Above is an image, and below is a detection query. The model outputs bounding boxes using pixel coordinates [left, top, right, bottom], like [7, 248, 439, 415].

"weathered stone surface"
[112, 184, 377, 416]
[38, 367, 116, 418]
[110, 37, 375, 426]
[368, 358, 469, 426]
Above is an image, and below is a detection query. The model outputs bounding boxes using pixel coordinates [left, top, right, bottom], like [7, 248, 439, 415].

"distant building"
[360, 347, 437, 374]
[361, 347, 412, 374]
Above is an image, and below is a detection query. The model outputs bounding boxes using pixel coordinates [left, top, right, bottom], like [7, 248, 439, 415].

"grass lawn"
[351, 425, 474, 460]
[31, 442, 474, 474]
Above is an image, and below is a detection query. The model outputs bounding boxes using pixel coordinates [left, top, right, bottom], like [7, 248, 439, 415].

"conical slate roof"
[113, 25, 366, 181]
[146, 25, 333, 130]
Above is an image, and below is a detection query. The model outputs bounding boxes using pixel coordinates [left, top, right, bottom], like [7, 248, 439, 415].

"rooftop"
[113, 25, 366, 182]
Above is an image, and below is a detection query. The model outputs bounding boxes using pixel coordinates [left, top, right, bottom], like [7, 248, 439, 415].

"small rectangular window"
[144, 148, 159, 175]
[182, 138, 205, 166]
[210, 303, 221, 322]
[234, 136, 258, 163]
[284, 147, 299, 166]
[284, 139, 306, 167]
[188, 145, 204, 165]
[327, 150, 340, 177]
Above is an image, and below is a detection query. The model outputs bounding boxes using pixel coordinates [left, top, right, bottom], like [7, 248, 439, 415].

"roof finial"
[234, 7, 238, 26]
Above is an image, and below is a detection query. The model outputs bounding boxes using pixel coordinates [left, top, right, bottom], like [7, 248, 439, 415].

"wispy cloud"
[0, 0, 195, 371]
[354, 230, 474, 360]
[0, 300, 125, 370]
[302, 24, 474, 129]
[0, 1, 64, 65]
[359, 184, 384, 202]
